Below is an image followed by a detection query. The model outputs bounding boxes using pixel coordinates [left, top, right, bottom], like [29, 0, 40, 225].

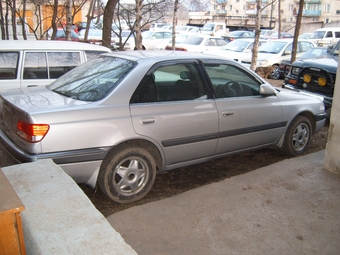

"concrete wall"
[2, 159, 137, 255]
[324, 54, 340, 174]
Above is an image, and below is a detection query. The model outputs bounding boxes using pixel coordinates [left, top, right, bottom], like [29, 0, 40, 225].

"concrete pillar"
[323, 53, 340, 174]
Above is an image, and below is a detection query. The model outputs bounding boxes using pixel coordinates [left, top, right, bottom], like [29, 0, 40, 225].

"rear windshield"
[48, 56, 136, 102]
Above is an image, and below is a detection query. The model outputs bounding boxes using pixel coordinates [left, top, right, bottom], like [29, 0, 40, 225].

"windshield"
[258, 41, 287, 54]
[331, 40, 340, 55]
[202, 24, 214, 32]
[221, 40, 249, 52]
[47, 56, 137, 102]
[309, 31, 326, 39]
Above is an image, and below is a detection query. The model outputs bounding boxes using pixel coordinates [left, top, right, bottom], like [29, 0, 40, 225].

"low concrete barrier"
[2, 159, 137, 255]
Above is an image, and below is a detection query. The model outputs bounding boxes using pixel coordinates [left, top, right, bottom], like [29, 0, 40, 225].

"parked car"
[240, 39, 316, 79]
[166, 34, 228, 53]
[207, 38, 267, 62]
[0, 40, 112, 91]
[283, 39, 339, 116]
[268, 32, 294, 39]
[298, 33, 312, 40]
[78, 29, 103, 44]
[0, 51, 326, 204]
[149, 23, 171, 31]
[48, 28, 80, 41]
[156, 33, 199, 50]
[224, 30, 255, 42]
[278, 46, 328, 79]
[112, 30, 136, 50]
[308, 27, 340, 46]
[74, 21, 97, 32]
[260, 29, 276, 39]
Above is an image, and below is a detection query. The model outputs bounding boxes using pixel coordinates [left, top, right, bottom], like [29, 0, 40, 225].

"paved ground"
[107, 150, 340, 255]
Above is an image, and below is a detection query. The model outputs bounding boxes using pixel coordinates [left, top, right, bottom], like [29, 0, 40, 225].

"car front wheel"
[271, 64, 281, 80]
[282, 116, 312, 156]
[98, 146, 156, 204]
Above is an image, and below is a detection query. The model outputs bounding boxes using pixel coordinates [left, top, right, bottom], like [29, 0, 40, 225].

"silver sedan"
[0, 51, 326, 203]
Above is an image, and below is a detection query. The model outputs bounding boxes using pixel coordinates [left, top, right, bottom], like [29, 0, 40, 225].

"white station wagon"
[0, 51, 326, 203]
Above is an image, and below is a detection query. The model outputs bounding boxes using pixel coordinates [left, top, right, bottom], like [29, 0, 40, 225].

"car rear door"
[130, 60, 219, 168]
[202, 60, 285, 154]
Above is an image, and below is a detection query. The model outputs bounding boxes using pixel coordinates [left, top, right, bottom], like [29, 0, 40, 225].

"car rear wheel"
[271, 64, 280, 80]
[98, 146, 156, 204]
[282, 116, 312, 156]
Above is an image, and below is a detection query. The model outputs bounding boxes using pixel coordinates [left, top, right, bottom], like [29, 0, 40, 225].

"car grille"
[297, 67, 335, 97]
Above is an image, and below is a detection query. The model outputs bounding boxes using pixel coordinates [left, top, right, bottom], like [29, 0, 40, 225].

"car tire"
[271, 64, 281, 80]
[98, 146, 157, 204]
[282, 116, 312, 156]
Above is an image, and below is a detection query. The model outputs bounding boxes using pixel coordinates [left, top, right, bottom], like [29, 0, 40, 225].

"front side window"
[48, 56, 136, 102]
[23, 52, 48, 79]
[131, 63, 207, 103]
[204, 63, 261, 98]
[0, 52, 18, 79]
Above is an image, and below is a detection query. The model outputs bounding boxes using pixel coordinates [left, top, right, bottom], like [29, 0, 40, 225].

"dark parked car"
[278, 47, 328, 79]
[269, 32, 294, 39]
[224, 30, 255, 42]
[283, 40, 339, 116]
[0, 51, 326, 204]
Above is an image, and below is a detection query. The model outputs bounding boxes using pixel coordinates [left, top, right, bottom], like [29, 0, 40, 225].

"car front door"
[130, 61, 219, 168]
[202, 61, 285, 155]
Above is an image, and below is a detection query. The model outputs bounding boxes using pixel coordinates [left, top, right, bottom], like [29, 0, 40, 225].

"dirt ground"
[0, 79, 329, 217]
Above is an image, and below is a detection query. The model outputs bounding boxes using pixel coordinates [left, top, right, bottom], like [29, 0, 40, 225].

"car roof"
[102, 50, 229, 62]
[0, 40, 112, 51]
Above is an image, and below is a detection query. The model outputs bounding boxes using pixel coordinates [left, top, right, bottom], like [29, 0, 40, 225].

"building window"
[336, 10, 340, 15]
[229, 5, 232, 11]
[324, 4, 330, 12]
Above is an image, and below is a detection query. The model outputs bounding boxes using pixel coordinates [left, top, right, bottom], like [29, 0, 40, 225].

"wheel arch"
[102, 138, 163, 172]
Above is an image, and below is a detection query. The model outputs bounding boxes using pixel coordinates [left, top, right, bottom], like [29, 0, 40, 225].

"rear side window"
[23, 51, 81, 80]
[48, 52, 80, 78]
[85, 50, 109, 61]
[0, 52, 18, 79]
[335, 32, 340, 38]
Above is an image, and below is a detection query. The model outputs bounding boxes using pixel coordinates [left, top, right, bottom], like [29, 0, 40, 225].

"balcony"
[294, 0, 321, 3]
[302, 10, 321, 16]
[216, 10, 227, 15]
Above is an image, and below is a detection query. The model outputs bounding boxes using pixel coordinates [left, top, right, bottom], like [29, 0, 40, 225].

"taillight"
[16, 120, 50, 142]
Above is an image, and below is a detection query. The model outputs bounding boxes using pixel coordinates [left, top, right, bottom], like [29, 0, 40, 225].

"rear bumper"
[0, 128, 111, 164]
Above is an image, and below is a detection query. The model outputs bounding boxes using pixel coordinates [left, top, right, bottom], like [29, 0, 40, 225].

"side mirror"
[284, 51, 291, 55]
[259, 84, 276, 95]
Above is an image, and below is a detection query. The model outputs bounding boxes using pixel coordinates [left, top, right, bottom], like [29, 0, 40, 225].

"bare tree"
[250, 0, 277, 71]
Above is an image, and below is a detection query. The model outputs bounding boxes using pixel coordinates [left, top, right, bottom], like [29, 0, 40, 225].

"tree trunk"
[134, 0, 143, 50]
[278, 0, 281, 38]
[291, 0, 304, 63]
[171, 0, 179, 49]
[102, 0, 119, 48]
[65, 0, 72, 41]
[250, 0, 262, 71]
[22, 0, 27, 40]
[0, 0, 5, 40]
[51, 0, 59, 40]
[11, 0, 18, 40]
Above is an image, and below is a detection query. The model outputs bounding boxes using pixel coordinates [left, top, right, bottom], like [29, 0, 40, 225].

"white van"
[0, 40, 111, 91]
[308, 27, 340, 46]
